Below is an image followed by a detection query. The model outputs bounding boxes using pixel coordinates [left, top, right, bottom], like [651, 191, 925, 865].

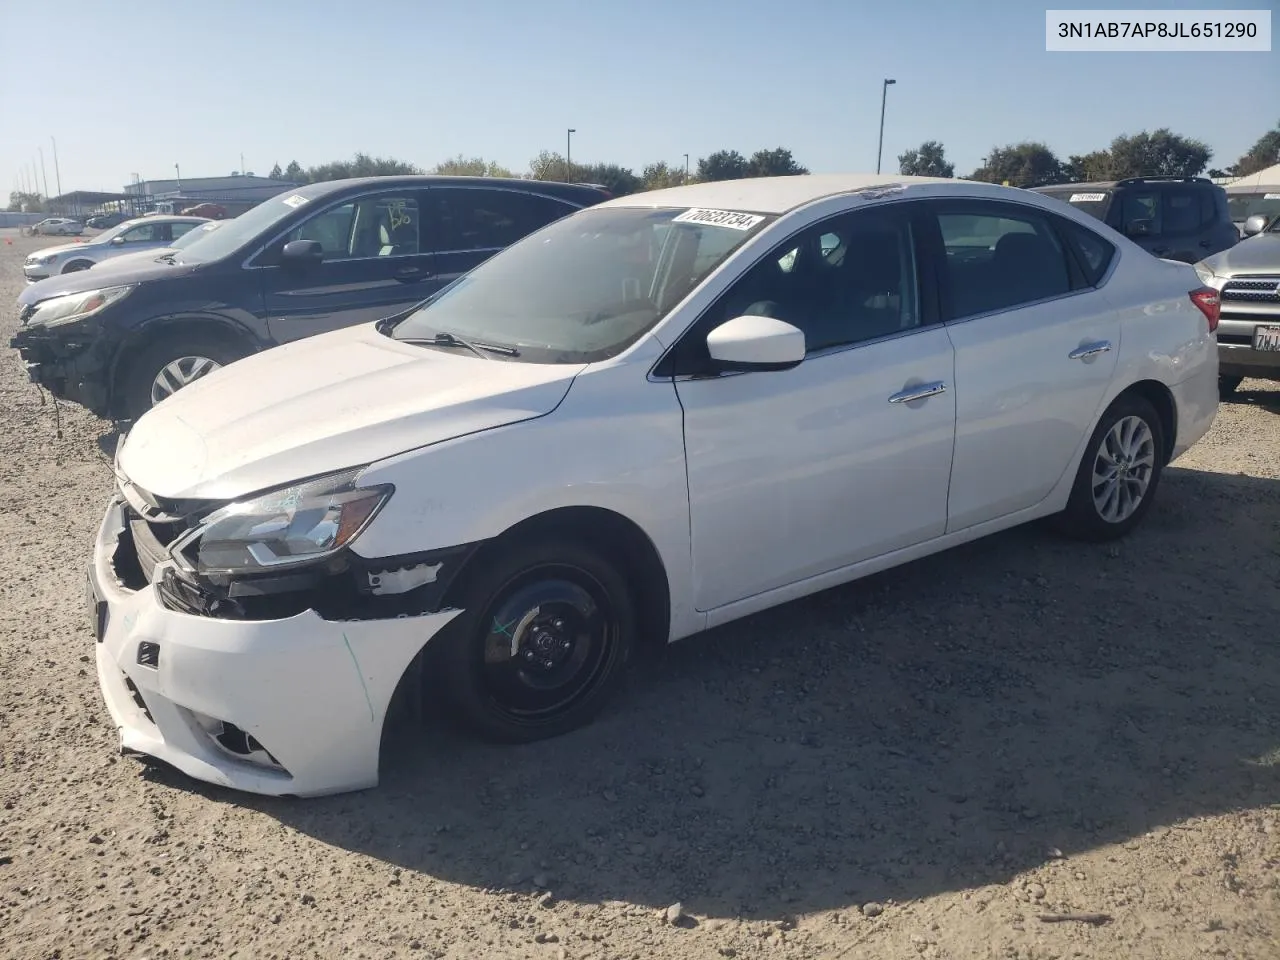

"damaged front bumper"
[8, 325, 111, 416]
[88, 496, 462, 797]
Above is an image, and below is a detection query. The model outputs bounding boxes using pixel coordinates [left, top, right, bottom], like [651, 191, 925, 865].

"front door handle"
[888, 381, 948, 404]
[1199, 239, 1213, 248]
[1069, 341, 1112, 361]
[395, 266, 429, 280]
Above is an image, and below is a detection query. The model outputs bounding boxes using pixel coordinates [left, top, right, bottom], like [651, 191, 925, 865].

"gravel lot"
[1, 229, 1277, 960]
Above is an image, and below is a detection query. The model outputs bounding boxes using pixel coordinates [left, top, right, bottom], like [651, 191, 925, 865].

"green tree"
[1061, 150, 1118, 182]
[897, 141, 954, 178]
[576, 162, 642, 196]
[528, 150, 579, 181]
[268, 163, 284, 179]
[303, 153, 422, 184]
[970, 142, 1064, 187]
[432, 154, 516, 178]
[1231, 121, 1280, 177]
[284, 160, 304, 182]
[1103, 128, 1211, 178]
[6, 191, 45, 212]
[641, 162, 688, 190]
[747, 147, 808, 177]
[697, 150, 749, 182]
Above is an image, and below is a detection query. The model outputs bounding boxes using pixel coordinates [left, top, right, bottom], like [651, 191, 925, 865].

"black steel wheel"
[437, 539, 635, 742]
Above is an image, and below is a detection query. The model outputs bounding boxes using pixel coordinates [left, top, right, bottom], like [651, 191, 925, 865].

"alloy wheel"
[1092, 415, 1155, 524]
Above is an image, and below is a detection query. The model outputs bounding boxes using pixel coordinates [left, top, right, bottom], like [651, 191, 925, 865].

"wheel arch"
[107, 314, 263, 417]
[1114, 378, 1177, 464]
[442, 505, 672, 655]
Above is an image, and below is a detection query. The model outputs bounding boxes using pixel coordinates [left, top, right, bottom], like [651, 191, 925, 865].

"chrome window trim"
[241, 183, 590, 270]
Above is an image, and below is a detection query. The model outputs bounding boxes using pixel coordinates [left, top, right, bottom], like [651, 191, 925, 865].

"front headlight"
[28, 284, 135, 328]
[172, 468, 393, 576]
[36, 254, 59, 265]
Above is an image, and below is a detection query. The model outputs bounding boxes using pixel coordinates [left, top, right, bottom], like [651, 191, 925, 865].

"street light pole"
[38, 148, 50, 202]
[50, 137, 63, 198]
[876, 78, 896, 175]
[684, 153, 689, 179]
[566, 128, 576, 182]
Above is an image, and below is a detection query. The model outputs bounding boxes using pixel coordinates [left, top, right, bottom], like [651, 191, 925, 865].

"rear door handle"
[1199, 239, 1213, 248]
[395, 266, 429, 280]
[1069, 340, 1112, 361]
[888, 381, 948, 404]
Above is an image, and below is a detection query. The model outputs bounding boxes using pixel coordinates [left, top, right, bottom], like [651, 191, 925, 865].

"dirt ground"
[0, 229, 1277, 960]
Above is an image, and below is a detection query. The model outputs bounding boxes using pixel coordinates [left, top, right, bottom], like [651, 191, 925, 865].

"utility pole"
[50, 137, 63, 198]
[684, 153, 690, 179]
[38, 147, 50, 200]
[566, 128, 575, 182]
[241, 153, 245, 176]
[876, 78, 896, 175]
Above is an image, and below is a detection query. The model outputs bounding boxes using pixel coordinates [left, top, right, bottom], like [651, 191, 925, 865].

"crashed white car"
[91, 174, 1220, 796]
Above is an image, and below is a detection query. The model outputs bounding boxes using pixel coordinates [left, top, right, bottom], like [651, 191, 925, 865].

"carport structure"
[49, 190, 135, 218]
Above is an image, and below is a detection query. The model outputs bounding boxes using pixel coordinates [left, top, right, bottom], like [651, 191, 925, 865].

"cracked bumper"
[89, 496, 460, 797]
[8, 331, 110, 414]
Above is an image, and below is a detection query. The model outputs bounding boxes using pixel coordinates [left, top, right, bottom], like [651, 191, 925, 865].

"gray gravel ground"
[1, 229, 1278, 960]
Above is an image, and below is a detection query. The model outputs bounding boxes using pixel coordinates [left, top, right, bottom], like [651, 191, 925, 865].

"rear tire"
[116, 332, 248, 421]
[1053, 393, 1165, 542]
[1218, 375, 1243, 400]
[434, 538, 636, 743]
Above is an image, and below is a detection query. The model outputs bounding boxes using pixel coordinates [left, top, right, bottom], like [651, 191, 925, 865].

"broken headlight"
[27, 284, 136, 328]
[171, 468, 393, 576]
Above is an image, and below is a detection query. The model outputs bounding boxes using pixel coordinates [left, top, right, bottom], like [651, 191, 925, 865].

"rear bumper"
[1169, 363, 1218, 461]
[89, 496, 460, 797]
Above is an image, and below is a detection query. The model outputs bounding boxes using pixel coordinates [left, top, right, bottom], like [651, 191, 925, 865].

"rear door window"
[429, 188, 579, 253]
[1120, 191, 1162, 236]
[1162, 188, 1201, 236]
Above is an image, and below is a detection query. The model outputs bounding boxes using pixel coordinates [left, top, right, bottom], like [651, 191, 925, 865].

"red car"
[180, 203, 227, 219]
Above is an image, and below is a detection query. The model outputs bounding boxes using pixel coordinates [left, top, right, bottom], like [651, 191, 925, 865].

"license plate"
[86, 574, 108, 642]
[1254, 325, 1280, 352]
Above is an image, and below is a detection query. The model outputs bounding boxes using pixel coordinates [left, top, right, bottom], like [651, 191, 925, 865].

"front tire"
[61, 260, 93, 273]
[117, 333, 247, 420]
[435, 539, 636, 743]
[1055, 393, 1165, 542]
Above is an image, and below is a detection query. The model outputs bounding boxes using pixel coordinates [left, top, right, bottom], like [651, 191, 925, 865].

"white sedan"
[30, 217, 83, 236]
[22, 215, 209, 281]
[93, 174, 1219, 796]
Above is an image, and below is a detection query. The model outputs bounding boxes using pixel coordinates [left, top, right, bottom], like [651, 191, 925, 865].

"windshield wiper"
[401, 331, 519, 358]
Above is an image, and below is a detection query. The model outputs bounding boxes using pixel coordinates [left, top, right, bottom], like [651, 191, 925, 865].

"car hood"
[118, 324, 586, 501]
[17, 257, 201, 308]
[89, 247, 179, 273]
[29, 240, 95, 260]
[1201, 232, 1280, 276]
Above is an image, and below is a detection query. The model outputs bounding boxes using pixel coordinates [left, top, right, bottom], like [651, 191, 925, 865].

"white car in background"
[93, 174, 1219, 796]
[30, 217, 83, 236]
[22, 215, 209, 281]
[88, 219, 225, 273]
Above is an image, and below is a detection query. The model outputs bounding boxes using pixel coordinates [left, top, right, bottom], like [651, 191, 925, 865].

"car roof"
[286, 175, 610, 203]
[1034, 177, 1218, 193]
[598, 174, 1020, 215]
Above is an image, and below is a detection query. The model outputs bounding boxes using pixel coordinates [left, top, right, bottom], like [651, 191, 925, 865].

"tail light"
[1189, 287, 1220, 333]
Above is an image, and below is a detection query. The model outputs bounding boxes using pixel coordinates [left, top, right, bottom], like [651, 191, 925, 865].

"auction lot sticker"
[672, 208, 766, 231]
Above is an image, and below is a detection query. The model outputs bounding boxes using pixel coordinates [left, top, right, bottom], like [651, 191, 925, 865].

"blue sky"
[1, 0, 1275, 195]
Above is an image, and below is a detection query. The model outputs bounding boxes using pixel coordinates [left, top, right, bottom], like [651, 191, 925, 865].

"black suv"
[12, 176, 611, 420]
[1033, 176, 1238, 264]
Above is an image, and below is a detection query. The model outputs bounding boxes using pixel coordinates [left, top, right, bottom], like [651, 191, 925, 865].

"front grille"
[1222, 278, 1280, 303]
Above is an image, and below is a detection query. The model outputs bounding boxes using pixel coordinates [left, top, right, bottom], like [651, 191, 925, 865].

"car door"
[259, 189, 439, 343]
[927, 200, 1121, 532]
[669, 203, 956, 612]
[109, 220, 170, 253]
[426, 186, 584, 285]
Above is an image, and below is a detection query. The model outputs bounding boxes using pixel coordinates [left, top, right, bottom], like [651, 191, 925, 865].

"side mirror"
[1125, 219, 1154, 238]
[281, 239, 324, 264]
[1242, 214, 1268, 237]
[110, 236, 126, 245]
[706, 315, 805, 372]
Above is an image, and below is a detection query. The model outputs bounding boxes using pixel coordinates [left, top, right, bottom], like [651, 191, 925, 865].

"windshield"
[388, 206, 774, 363]
[1039, 189, 1112, 222]
[174, 184, 328, 264]
[91, 220, 138, 243]
[172, 220, 223, 249]
[1227, 192, 1280, 228]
